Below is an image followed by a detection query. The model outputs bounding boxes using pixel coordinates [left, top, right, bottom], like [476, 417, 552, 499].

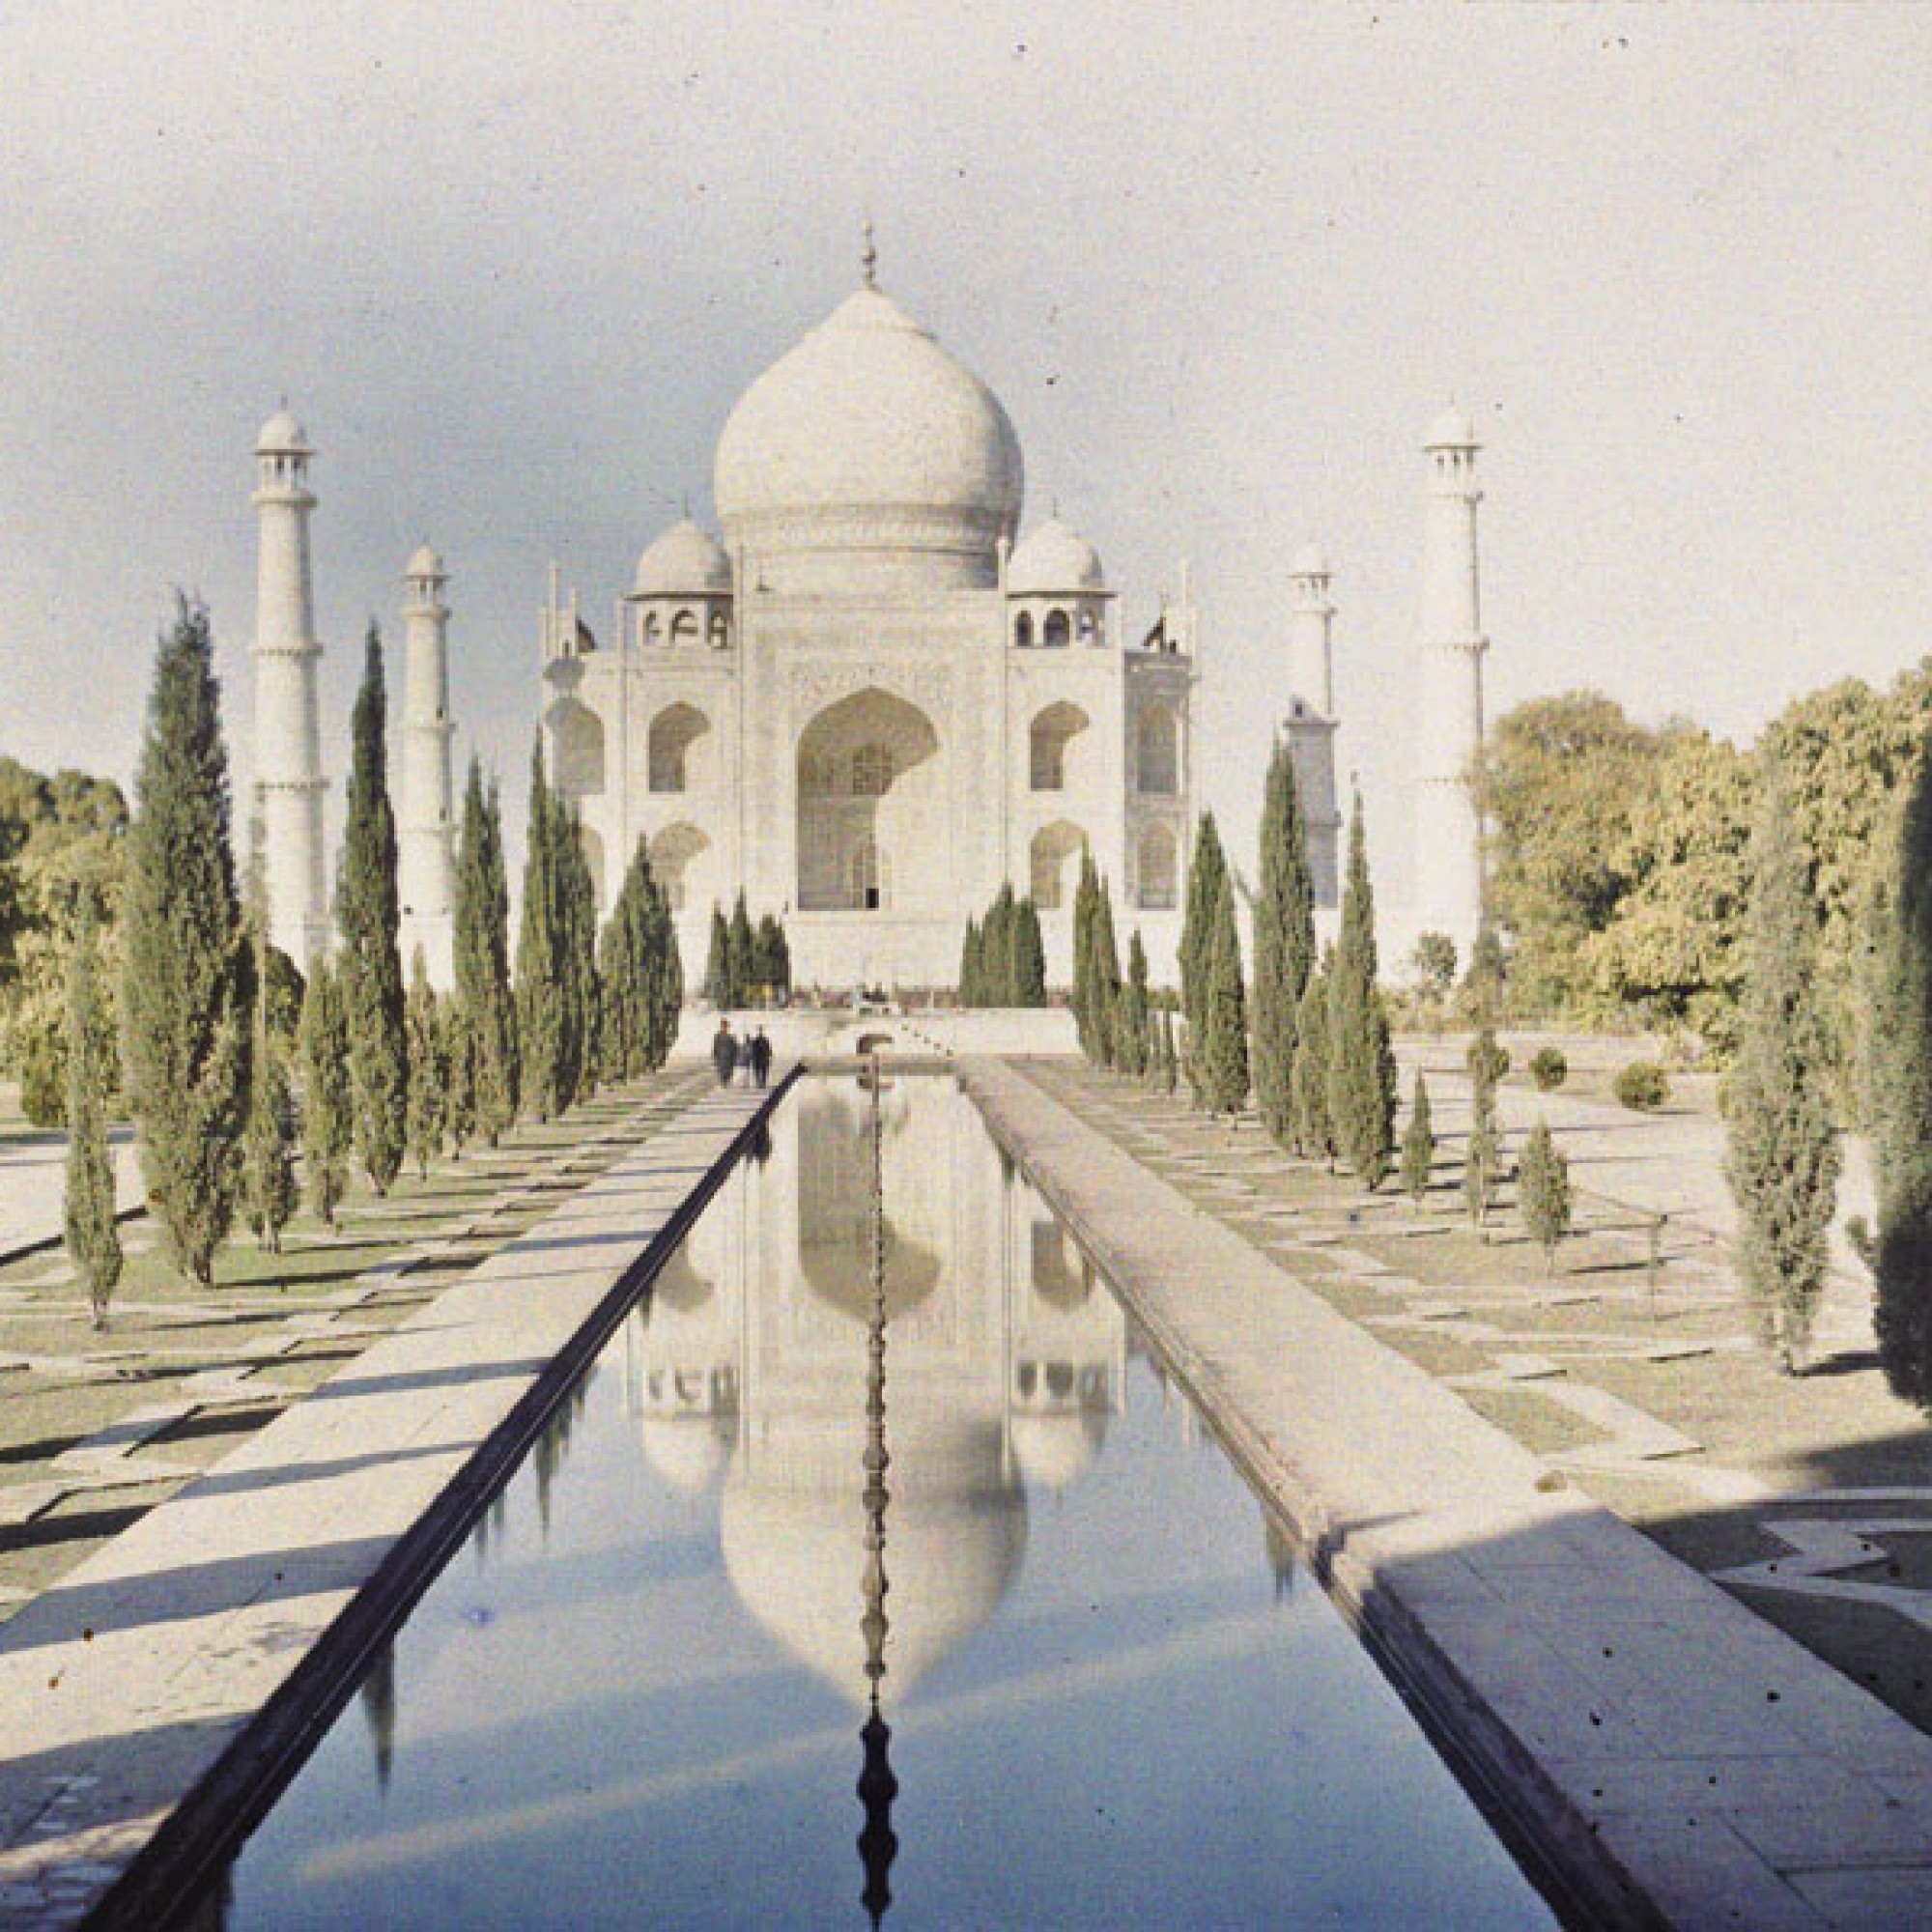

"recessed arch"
[1029, 820, 1086, 911]
[550, 698, 605, 797]
[1028, 700, 1091, 793]
[1137, 820, 1179, 910]
[649, 821, 711, 914]
[669, 609, 699, 646]
[795, 688, 942, 912]
[1043, 607, 1071, 648]
[1014, 610, 1034, 649]
[648, 701, 711, 794]
[1136, 701, 1179, 796]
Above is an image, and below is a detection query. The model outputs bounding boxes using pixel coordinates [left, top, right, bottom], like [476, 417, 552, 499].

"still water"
[207, 1076, 1556, 1929]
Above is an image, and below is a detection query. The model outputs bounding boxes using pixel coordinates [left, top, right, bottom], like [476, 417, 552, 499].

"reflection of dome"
[721, 1437, 1027, 1704]
[1010, 1410, 1107, 1491]
[634, 518, 731, 597]
[714, 284, 1023, 587]
[802, 1217, 941, 1323]
[1426, 407, 1478, 449]
[1007, 519, 1104, 595]
[640, 1415, 733, 1493]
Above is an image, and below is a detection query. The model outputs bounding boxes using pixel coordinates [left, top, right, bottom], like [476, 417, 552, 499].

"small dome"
[255, 408, 311, 457]
[1289, 542, 1329, 579]
[639, 1415, 732, 1494]
[1010, 1410, 1107, 1491]
[634, 519, 732, 598]
[1426, 407, 1478, 449]
[405, 543, 444, 580]
[1007, 519, 1105, 596]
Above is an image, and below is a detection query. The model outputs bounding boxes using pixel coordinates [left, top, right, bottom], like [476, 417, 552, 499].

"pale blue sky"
[5, 3, 1930, 918]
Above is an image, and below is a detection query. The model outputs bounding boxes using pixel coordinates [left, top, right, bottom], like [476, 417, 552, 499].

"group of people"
[712, 1018, 773, 1089]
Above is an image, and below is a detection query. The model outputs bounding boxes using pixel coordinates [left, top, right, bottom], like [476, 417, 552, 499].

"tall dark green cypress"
[122, 598, 254, 1286]
[64, 906, 122, 1325]
[1400, 1070, 1435, 1209]
[1093, 875, 1124, 1069]
[753, 913, 788, 1005]
[1252, 742, 1317, 1145]
[960, 915, 983, 1008]
[702, 905, 732, 1009]
[1726, 769, 1840, 1374]
[298, 956, 352, 1228]
[1120, 930, 1151, 1078]
[1200, 868, 1250, 1113]
[1291, 947, 1335, 1166]
[644, 867, 683, 1068]
[455, 759, 519, 1145]
[242, 939, 298, 1253]
[1014, 897, 1047, 1007]
[1326, 797, 1396, 1188]
[726, 893, 755, 1010]
[1071, 853, 1101, 1058]
[517, 738, 570, 1120]
[1179, 812, 1228, 1070]
[336, 626, 408, 1193]
[404, 949, 447, 1180]
[556, 798, 599, 1106]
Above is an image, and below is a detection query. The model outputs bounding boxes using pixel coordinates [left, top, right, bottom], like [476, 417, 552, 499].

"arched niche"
[795, 688, 942, 912]
[1028, 700, 1091, 792]
[550, 698, 606, 798]
[1029, 820, 1086, 911]
[649, 701, 712, 794]
[649, 821, 712, 914]
[1136, 702, 1179, 796]
[1137, 821, 1179, 910]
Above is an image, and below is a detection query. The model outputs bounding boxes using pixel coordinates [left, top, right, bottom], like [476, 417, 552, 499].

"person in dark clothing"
[749, 1028, 773, 1090]
[712, 1018, 738, 1087]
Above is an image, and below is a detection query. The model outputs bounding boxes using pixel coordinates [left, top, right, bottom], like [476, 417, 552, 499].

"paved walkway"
[0, 1072, 786, 1930]
[966, 1058, 1932, 1930]
[0, 1129, 141, 1263]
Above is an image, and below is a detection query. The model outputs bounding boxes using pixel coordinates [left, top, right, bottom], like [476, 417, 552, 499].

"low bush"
[1612, 1059, 1670, 1112]
[1528, 1047, 1567, 1092]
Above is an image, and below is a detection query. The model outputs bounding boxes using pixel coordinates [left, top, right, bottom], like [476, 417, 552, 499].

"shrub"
[1613, 1060, 1670, 1111]
[1465, 1033, 1510, 1084]
[1528, 1046, 1567, 1092]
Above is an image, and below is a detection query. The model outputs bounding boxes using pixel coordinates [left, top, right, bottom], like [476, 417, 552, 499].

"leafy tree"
[1199, 870, 1249, 1114]
[726, 893, 755, 1009]
[1517, 1119, 1573, 1274]
[1179, 811, 1229, 1081]
[1410, 933, 1458, 1000]
[517, 741, 571, 1120]
[1290, 950, 1334, 1165]
[336, 626, 408, 1192]
[1727, 769, 1841, 1373]
[1119, 930, 1151, 1078]
[1400, 1071, 1435, 1209]
[298, 957, 353, 1229]
[404, 950, 447, 1180]
[1252, 743, 1316, 1144]
[442, 998, 477, 1157]
[1325, 797, 1396, 1187]
[454, 760, 519, 1143]
[1479, 691, 1662, 1012]
[702, 904, 732, 1009]
[63, 907, 121, 1326]
[121, 598, 254, 1286]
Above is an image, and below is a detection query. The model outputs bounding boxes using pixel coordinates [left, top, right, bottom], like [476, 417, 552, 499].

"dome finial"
[861, 216, 878, 289]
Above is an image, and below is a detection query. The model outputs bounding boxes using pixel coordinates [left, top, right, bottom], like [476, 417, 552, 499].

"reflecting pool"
[203, 1076, 1556, 1928]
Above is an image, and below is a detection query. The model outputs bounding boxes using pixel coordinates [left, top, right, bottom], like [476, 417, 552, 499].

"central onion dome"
[714, 279, 1024, 594]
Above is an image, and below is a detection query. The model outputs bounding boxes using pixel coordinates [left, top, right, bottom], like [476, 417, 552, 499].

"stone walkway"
[0, 1071, 785, 1930]
[972, 1057, 1932, 1930]
[0, 1128, 141, 1263]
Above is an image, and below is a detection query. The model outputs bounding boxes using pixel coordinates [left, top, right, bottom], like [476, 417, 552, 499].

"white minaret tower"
[397, 544, 457, 988]
[1282, 544, 1343, 917]
[1413, 409, 1489, 963]
[250, 407, 329, 974]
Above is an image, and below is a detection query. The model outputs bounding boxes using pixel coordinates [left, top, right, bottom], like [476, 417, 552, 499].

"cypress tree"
[1159, 1007, 1180, 1097]
[1400, 1070, 1435, 1209]
[298, 956, 353, 1230]
[404, 950, 447, 1180]
[1326, 797, 1396, 1188]
[1015, 897, 1047, 1007]
[1200, 869, 1250, 1114]
[442, 998, 477, 1157]
[644, 868, 683, 1068]
[454, 762, 519, 1145]
[516, 738, 570, 1120]
[1071, 853, 1100, 1057]
[597, 849, 640, 1080]
[727, 892, 755, 1009]
[1729, 769, 1841, 1373]
[1093, 875, 1124, 1069]
[557, 798, 599, 1106]
[1119, 931, 1151, 1078]
[1179, 811, 1229, 1079]
[1518, 1119, 1574, 1276]
[960, 915, 982, 1008]
[753, 913, 787, 1006]
[63, 906, 122, 1326]
[1465, 929, 1508, 1229]
[121, 597, 253, 1287]
[242, 1000, 298, 1254]
[702, 904, 731, 1009]
[336, 626, 408, 1193]
[1253, 741, 1317, 1145]
[1290, 949, 1334, 1165]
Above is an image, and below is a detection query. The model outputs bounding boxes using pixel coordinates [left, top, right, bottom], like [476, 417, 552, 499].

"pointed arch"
[1137, 820, 1179, 910]
[1029, 701, 1091, 793]
[648, 701, 711, 794]
[1029, 820, 1086, 911]
[1136, 701, 1179, 796]
[649, 821, 711, 914]
[550, 698, 605, 797]
[795, 688, 942, 912]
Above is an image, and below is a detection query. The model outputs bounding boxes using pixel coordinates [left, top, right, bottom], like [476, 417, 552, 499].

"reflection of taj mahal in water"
[623, 1077, 1126, 1703]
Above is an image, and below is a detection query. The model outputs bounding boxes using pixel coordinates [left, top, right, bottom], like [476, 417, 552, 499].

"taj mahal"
[246, 238, 1491, 993]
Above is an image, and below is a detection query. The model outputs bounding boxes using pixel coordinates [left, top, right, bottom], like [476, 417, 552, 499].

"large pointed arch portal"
[796, 688, 943, 912]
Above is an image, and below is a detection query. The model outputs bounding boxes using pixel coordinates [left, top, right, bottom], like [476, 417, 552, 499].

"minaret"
[1413, 410, 1489, 961]
[1282, 545, 1343, 915]
[398, 545, 457, 988]
[250, 408, 329, 974]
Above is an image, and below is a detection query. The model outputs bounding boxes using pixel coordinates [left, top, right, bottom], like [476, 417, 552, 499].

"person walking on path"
[712, 1018, 738, 1088]
[749, 1027, 772, 1090]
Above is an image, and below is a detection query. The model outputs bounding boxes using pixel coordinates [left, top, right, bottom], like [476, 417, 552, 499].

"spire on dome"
[861, 216, 878, 289]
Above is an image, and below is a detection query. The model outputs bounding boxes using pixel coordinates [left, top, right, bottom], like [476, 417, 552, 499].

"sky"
[5, 3, 1932, 919]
